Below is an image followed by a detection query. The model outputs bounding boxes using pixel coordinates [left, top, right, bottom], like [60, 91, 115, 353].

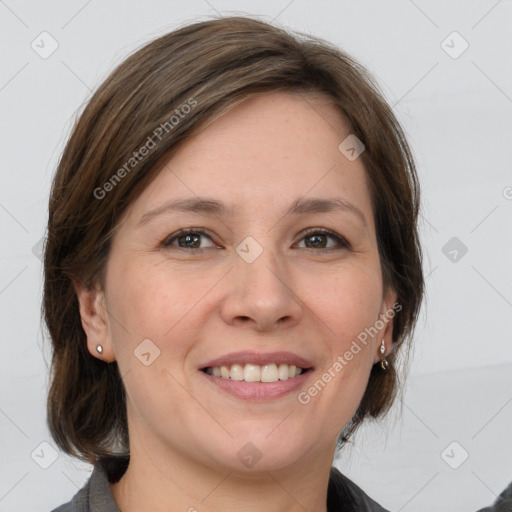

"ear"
[373, 288, 399, 364]
[72, 278, 116, 363]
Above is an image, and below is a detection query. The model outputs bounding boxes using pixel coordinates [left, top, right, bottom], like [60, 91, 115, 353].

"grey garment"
[50, 458, 122, 512]
[327, 467, 390, 511]
[50, 455, 389, 512]
[476, 481, 512, 512]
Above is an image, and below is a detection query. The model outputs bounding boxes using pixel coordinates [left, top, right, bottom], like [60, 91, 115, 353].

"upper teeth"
[206, 363, 303, 383]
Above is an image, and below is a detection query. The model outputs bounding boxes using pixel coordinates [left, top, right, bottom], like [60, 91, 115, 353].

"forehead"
[124, 91, 374, 231]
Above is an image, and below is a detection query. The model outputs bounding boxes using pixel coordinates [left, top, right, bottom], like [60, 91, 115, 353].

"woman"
[44, 15, 424, 511]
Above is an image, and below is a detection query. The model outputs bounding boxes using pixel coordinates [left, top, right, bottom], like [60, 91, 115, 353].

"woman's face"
[79, 91, 397, 473]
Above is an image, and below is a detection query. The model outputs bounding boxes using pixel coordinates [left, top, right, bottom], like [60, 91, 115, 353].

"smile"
[199, 350, 314, 400]
[203, 363, 305, 383]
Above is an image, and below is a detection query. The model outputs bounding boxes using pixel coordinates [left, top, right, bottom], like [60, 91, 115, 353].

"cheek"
[107, 258, 191, 335]
[106, 262, 195, 423]
[104, 260, 184, 372]
[314, 263, 383, 346]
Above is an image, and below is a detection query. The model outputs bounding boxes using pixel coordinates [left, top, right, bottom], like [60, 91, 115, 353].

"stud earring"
[379, 339, 389, 370]
[96, 344, 103, 354]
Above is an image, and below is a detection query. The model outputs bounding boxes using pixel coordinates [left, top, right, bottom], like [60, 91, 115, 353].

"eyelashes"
[162, 228, 217, 250]
[161, 227, 351, 252]
[296, 228, 350, 250]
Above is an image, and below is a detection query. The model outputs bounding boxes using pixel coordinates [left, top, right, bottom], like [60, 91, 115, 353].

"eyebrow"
[138, 196, 368, 229]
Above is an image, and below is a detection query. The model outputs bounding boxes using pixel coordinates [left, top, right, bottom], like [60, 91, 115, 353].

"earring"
[96, 344, 103, 354]
[379, 339, 388, 370]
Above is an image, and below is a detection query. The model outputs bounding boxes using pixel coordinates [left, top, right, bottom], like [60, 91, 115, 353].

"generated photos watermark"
[94, 97, 197, 200]
[297, 302, 402, 405]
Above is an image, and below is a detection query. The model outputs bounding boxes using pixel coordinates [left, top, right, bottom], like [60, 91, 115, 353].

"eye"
[161, 227, 351, 251]
[296, 228, 350, 250]
[161, 228, 217, 250]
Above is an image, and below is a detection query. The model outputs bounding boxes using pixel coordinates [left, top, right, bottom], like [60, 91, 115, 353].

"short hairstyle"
[43, 15, 425, 464]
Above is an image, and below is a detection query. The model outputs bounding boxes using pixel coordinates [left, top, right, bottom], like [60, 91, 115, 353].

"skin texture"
[75, 91, 397, 512]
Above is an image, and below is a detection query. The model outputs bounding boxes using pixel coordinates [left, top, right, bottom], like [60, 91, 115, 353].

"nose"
[220, 240, 303, 332]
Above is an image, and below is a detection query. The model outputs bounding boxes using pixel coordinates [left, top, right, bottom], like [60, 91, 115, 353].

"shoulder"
[327, 467, 390, 512]
[475, 480, 512, 512]
[48, 482, 90, 512]
[48, 455, 128, 512]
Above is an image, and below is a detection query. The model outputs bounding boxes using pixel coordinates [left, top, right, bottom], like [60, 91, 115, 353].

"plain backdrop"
[0, 1, 511, 511]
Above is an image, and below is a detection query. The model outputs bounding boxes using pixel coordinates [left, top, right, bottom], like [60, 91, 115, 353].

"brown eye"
[162, 229, 216, 250]
[297, 229, 350, 250]
[161, 227, 350, 252]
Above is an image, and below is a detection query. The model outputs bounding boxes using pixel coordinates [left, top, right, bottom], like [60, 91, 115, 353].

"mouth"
[199, 351, 314, 400]
[202, 363, 310, 383]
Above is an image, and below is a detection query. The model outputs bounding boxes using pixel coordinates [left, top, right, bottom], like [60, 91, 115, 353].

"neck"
[111, 436, 334, 512]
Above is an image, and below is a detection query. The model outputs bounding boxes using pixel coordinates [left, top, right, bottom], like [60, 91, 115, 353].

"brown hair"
[43, 15, 424, 464]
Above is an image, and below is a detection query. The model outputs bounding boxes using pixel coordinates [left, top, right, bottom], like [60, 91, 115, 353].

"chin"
[198, 431, 316, 475]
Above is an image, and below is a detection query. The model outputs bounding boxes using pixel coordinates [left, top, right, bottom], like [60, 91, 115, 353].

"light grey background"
[0, 1, 511, 511]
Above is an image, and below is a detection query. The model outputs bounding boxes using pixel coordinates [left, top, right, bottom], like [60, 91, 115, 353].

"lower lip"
[200, 370, 312, 401]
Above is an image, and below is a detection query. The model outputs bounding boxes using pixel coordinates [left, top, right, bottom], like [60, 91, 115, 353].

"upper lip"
[200, 351, 314, 370]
